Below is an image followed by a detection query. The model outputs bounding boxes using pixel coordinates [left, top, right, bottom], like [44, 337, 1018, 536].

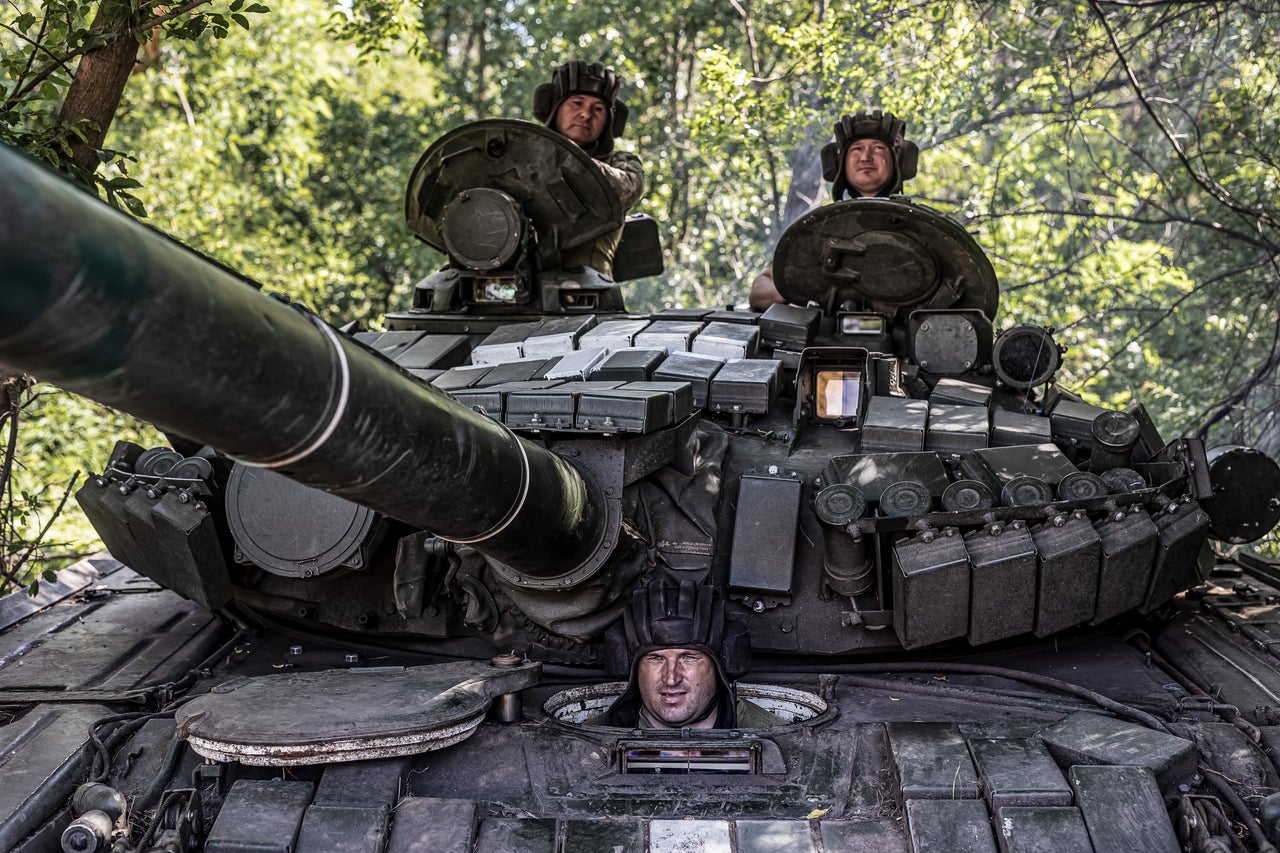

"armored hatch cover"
[773, 198, 1000, 319]
[174, 659, 541, 765]
[405, 118, 623, 255]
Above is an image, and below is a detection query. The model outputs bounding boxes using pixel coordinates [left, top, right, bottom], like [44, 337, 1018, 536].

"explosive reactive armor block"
[521, 315, 598, 357]
[590, 348, 666, 382]
[893, 529, 970, 649]
[861, 396, 928, 453]
[826, 452, 951, 503]
[621, 381, 694, 423]
[925, 404, 990, 454]
[470, 323, 539, 365]
[580, 318, 651, 352]
[692, 321, 760, 359]
[708, 359, 782, 414]
[964, 521, 1036, 645]
[989, 409, 1053, 448]
[928, 377, 992, 408]
[393, 333, 472, 370]
[758, 302, 821, 351]
[1031, 512, 1101, 635]
[576, 387, 674, 433]
[504, 381, 623, 430]
[635, 320, 702, 354]
[652, 352, 723, 408]
[1093, 507, 1159, 623]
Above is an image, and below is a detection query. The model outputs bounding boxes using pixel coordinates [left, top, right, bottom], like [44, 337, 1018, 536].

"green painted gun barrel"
[0, 144, 607, 577]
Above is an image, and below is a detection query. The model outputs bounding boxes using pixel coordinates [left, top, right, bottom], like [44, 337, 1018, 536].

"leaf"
[118, 192, 148, 218]
[805, 807, 830, 820]
[232, 13, 250, 29]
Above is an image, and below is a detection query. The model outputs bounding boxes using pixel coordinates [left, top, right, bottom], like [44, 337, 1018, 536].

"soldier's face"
[554, 94, 609, 147]
[844, 139, 894, 196]
[637, 648, 719, 728]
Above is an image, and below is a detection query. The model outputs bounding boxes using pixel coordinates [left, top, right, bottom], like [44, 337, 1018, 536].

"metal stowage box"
[730, 472, 803, 597]
[893, 529, 971, 650]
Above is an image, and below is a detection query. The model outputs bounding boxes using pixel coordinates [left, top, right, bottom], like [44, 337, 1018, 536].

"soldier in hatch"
[532, 60, 645, 278]
[589, 579, 785, 729]
[748, 110, 920, 311]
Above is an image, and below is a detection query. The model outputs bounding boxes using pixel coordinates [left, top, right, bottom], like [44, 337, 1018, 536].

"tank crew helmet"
[602, 579, 752, 727]
[821, 110, 919, 200]
[532, 60, 630, 156]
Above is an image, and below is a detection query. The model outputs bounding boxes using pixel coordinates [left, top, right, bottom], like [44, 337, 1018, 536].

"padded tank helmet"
[821, 110, 920, 200]
[602, 579, 752, 727]
[532, 61, 630, 156]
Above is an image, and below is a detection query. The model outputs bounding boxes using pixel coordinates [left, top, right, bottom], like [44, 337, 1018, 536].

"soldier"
[533, 60, 645, 277]
[748, 110, 919, 311]
[591, 579, 785, 728]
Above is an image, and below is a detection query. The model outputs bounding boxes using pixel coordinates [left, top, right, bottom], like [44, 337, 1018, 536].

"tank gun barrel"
[0, 145, 607, 576]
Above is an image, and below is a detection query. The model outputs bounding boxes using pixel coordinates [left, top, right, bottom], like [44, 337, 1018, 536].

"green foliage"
[3, 0, 1280, 567]
[0, 0, 269, 211]
[0, 378, 158, 596]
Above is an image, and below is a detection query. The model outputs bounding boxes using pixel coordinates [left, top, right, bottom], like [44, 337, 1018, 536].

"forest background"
[2, 0, 1279, 593]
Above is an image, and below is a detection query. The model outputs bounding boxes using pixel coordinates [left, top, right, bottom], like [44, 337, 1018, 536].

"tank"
[3, 121, 1280, 853]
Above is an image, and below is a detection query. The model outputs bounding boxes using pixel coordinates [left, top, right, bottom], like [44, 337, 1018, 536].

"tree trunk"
[57, 0, 141, 173]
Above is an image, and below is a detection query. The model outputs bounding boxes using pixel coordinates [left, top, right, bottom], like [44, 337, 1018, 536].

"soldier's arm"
[595, 151, 645, 211]
[749, 264, 785, 311]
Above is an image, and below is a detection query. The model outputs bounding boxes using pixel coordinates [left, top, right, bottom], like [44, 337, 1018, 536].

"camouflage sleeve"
[594, 151, 645, 212]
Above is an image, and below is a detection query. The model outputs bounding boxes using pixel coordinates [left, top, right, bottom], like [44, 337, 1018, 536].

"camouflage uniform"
[561, 150, 645, 276]
[533, 61, 645, 277]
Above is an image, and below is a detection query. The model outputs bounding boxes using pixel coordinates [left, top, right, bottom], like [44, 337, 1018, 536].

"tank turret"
[3, 133, 1278, 659]
[4, 124, 1280, 853]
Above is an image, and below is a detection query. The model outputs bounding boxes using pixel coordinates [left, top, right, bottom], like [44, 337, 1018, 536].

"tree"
[1, 0, 268, 206]
[4, 0, 1280, 567]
